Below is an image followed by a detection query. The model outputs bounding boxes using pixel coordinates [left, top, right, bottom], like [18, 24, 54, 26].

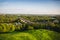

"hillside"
[0, 14, 60, 40]
[0, 29, 60, 40]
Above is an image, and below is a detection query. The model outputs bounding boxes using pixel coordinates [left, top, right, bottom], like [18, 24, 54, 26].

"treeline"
[0, 23, 15, 32]
[0, 22, 60, 33]
[0, 15, 18, 22]
[20, 16, 53, 22]
[0, 15, 60, 33]
[55, 15, 60, 23]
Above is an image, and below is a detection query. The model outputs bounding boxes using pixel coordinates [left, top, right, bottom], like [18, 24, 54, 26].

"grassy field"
[0, 29, 60, 40]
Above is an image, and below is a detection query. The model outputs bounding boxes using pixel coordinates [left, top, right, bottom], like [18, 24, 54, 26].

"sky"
[0, 0, 60, 14]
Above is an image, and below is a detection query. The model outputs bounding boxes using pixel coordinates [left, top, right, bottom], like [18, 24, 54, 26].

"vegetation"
[0, 23, 15, 32]
[0, 14, 60, 40]
[0, 29, 60, 40]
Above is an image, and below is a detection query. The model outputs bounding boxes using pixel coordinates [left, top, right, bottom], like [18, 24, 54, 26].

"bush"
[27, 26, 34, 30]
[8, 24, 15, 32]
[0, 23, 15, 32]
[48, 22, 56, 27]
[15, 24, 22, 31]
[0, 24, 6, 32]
[31, 23, 40, 29]
[40, 23, 46, 28]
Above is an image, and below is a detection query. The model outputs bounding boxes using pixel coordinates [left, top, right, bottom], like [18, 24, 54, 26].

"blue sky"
[0, 0, 60, 14]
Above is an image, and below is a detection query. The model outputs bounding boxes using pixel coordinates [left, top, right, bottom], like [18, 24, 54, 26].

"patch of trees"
[0, 15, 18, 23]
[56, 15, 60, 23]
[0, 22, 60, 33]
[0, 15, 60, 33]
[0, 23, 15, 32]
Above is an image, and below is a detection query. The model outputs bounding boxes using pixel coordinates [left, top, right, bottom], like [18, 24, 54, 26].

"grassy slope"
[0, 29, 60, 40]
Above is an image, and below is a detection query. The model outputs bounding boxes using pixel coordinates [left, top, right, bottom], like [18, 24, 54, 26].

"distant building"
[15, 22, 22, 25]
[53, 20, 59, 23]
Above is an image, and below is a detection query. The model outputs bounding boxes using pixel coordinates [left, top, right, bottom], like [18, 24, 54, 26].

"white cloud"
[0, 1, 60, 15]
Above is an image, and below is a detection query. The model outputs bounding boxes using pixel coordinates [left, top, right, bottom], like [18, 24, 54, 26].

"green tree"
[15, 24, 22, 31]
[27, 26, 34, 30]
[0, 23, 15, 32]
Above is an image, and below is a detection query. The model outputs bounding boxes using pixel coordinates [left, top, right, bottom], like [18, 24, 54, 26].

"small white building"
[53, 20, 59, 23]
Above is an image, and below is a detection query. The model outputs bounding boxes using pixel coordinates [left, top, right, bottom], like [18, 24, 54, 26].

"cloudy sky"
[0, 0, 60, 14]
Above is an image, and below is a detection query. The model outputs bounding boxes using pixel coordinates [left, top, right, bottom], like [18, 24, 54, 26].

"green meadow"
[0, 29, 60, 40]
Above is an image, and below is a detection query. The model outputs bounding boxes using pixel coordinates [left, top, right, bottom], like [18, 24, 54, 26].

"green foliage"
[15, 24, 23, 31]
[8, 24, 15, 32]
[47, 22, 56, 28]
[27, 26, 34, 30]
[0, 23, 15, 32]
[26, 29, 60, 40]
[0, 24, 6, 32]
[31, 23, 40, 29]
[56, 15, 60, 22]
[0, 14, 60, 40]
[0, 29, 60, 40]
[55, 24, 60, 28]
[0, 15, 18, 22]
[0, 14, 60, 33]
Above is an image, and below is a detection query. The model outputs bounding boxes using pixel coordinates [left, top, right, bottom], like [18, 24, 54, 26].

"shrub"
[0, 24, 7, 32]
[48, 22, 56, 27]
[40, 23, 46, 29]
[31, 23, 40, 29]
[27, 26, 34, 30]
[8, 24, 15, 32]
[0, 23, 15, 32]
[15, 24, 22, 31]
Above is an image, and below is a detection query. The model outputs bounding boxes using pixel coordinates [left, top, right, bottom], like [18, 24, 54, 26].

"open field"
[0, 29, 60, 40]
